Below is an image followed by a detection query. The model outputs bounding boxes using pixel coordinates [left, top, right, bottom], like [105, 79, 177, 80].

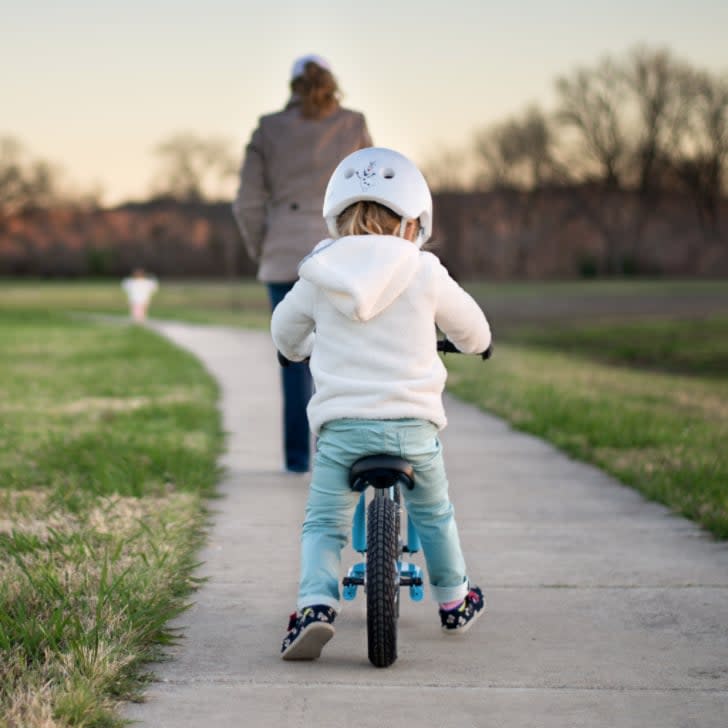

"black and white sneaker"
[280, 604, 336, 660]
[439, 586, 485, 634]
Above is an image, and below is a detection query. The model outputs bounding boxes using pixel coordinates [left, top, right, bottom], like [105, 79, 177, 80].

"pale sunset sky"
[2, 0, 727, 205]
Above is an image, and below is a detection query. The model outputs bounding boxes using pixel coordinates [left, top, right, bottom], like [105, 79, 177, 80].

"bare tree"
[669, 70, 728, 238]
[555, 58, 629, 188]
[473, 106, 563, 190]
[473, 122, 510, 188]
[421, 144, 472, 192]
[554, 55, 659, 272]
[471, 106, 570, 275]
[622, 46, 691, 196]
[151, 132, 237, 202]
[0, 136, 59, 221]
[612, 46, 692, 258]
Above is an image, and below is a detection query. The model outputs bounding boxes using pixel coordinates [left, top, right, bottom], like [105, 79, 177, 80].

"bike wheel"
[366, 492, 399, 667]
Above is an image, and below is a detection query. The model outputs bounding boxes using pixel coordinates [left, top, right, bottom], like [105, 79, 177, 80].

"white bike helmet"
[323, 147, 433, 247]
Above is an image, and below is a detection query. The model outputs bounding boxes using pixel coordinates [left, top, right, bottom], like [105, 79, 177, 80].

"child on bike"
[271, 147, 492, 660]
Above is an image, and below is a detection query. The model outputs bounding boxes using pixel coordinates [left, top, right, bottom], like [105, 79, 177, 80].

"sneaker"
[280, 604, 336, 660]
[439, 586, 485, 634]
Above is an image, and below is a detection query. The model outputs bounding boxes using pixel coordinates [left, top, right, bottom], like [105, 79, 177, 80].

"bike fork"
[343, 491, 424, 602]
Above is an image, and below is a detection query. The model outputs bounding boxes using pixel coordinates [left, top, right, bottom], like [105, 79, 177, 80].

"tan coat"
[232, 101, 372, 283]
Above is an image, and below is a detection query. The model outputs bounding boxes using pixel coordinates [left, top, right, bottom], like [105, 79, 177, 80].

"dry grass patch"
[0, 310, 222, 726]
[1, 474, 208, 727]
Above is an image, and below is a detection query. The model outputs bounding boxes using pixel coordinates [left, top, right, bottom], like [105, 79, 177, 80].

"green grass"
[0, 309, 223, 727]
[445, 343, 728, 538]
[2, 277, 727, 550]
[0, 277, 727, 726]
[3, 276, 727, 333]
[499, 316, 728, 378]
[0, 279, 271, 329]
[464, 278, 728, 298]
[453, 280, 728, 538]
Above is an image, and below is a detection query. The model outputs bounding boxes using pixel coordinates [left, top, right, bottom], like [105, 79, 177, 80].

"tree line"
[2, 44, 726, 278]
[0, 132, 237, 223]
[422, 45, 727, 275]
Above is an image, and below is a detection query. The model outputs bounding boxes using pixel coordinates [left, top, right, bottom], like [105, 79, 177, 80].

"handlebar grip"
[438, 338, 493, 360]
[281, 341, 491, 365]
[436, 338, 460, 353]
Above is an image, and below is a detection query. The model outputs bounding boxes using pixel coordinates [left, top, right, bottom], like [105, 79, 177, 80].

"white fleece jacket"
[270, 234, 491, 434]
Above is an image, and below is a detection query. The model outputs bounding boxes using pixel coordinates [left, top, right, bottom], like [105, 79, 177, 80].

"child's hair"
[337, 201, 414, 237]
[290, 61, 340, 120]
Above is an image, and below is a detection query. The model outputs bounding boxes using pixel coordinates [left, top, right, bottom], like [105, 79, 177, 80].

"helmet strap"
[398, 217, 408, 239]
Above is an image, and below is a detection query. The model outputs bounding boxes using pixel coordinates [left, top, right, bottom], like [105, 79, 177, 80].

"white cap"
[290, 54, 331, 81]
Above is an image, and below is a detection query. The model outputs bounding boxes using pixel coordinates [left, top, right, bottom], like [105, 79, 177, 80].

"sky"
[2, 0, 727, 205]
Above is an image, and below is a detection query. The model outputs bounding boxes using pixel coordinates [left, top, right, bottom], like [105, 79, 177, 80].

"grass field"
[461, 281, 728, 538]
[446, 342, 728, 537]
[500, 316, 728, 378]
[0, 309, 223, 727]
[0, 277, 727, 724]
[3, 276, 727, 330]
[0, 279, 271, 329]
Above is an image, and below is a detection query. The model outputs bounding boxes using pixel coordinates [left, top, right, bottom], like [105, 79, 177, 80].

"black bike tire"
[393, 486, 402, 619]
[366, 493, 399, 668]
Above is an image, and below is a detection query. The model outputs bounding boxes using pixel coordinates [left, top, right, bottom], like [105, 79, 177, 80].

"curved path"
[125, 322, 728, 727]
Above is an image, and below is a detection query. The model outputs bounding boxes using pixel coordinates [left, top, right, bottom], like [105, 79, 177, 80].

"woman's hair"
[336, 201, 404, 237]
[290, 61, 340, 120]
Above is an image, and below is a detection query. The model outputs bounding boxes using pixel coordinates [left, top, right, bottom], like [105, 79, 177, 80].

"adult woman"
[233, 54, 372, 473]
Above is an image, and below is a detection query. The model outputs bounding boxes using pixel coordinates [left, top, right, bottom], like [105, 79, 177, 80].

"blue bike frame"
[342, 489, 425, 602]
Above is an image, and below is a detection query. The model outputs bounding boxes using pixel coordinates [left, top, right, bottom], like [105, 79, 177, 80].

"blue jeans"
[297, 418, 469, 611]
[268, 282, 313, 472]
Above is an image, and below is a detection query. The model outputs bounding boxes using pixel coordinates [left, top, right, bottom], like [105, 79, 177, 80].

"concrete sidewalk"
[125, 322, 728, 728]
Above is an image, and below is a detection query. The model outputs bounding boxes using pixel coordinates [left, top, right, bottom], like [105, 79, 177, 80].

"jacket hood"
[298, 235, 419, 322]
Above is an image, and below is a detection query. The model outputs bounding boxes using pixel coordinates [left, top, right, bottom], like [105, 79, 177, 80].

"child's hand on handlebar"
[438, 338, 493, 360]
[280, 340, 491, 367]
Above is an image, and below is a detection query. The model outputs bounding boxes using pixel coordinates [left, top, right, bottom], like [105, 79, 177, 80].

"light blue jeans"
[297, 418, 469, 612]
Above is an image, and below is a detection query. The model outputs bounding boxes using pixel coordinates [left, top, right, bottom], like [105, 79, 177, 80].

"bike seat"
[349, 455, 415, 492]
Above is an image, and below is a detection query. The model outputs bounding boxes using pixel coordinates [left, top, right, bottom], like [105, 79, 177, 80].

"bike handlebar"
[278, 338, 492, 367]
[437, 338, 493, 360]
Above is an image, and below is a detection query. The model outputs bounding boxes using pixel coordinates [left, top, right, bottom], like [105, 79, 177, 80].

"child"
[121, 269, 158, 323]
[271, 147, 492, 660]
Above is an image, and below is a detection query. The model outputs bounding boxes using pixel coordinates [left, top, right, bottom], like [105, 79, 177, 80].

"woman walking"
[233, 54, 372, 473]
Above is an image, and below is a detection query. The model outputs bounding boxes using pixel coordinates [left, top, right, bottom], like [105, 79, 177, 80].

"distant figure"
[121, 269, 158, 323]
[232, 53, 372, 474]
